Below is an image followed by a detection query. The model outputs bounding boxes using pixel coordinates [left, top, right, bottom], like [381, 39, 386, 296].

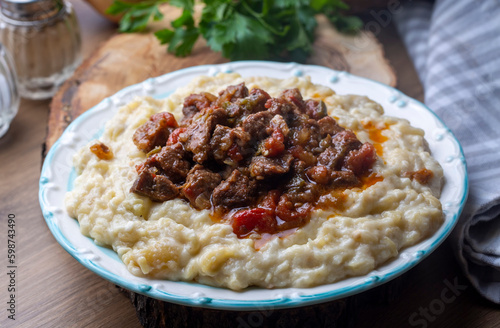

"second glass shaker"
[0, 41, 19, 137]
[0, 0, 82, 99]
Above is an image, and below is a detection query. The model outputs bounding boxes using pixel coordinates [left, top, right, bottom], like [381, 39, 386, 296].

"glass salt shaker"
[0, 0, 81, 100]
[0, 41, 19, 138]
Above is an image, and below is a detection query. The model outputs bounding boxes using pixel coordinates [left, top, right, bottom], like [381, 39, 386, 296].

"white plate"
[39, 61, 468, 310]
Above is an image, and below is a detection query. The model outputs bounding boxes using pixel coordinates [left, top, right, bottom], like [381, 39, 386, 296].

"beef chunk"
[264, 98, 295, 118]
[289, 118, 321, 148]
[344, 142, 377, 175]
[180, 107, 227, 163]
[330, 171, 361, 188]
[182, 165, 222, 210]
[332, 130, 362, 153]
[182, 92, 217, 120]
[280, 88, 305, 111]
[250, 154, 293, 179]
[318, 116, 343, 137]
[304, 99, 327, 120]
[226, 88, 271, 117]
[154, 144, 191, 183]
[130, 170, 179, 202]
[210, 125, 250, 164]
[216, 83, 249, 107]
[241, 111, 273, 140]
[212, 170, 257, 209]
[318, 146, 342, 170]
[306, 165, 333, 185]
[318, 130, 362, 170]
[133, 112, 178, 153]
[225, 103, 241, 118]
[246, 88, 271, 113]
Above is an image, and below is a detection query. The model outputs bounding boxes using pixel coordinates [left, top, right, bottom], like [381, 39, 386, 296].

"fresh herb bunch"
[107, 0, 362, 62]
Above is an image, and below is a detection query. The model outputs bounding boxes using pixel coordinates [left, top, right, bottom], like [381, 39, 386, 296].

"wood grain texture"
[45, 7, 395, 152]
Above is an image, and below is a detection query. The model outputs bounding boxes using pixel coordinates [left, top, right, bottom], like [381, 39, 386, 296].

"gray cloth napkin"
[393, 0, 500, 303]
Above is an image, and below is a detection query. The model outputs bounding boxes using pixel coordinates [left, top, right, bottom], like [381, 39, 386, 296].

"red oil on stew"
[361, 121, 389, 156]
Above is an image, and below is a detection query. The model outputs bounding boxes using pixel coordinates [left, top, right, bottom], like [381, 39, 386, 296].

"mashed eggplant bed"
[65, 73, 444, 290]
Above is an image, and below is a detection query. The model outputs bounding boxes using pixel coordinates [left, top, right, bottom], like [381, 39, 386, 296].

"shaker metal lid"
[0, 0, 63, 22]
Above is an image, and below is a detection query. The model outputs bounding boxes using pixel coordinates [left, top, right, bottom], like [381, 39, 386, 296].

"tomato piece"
[263, 129, 285, 157]
[166, 127, 187, 145]
[232, 208, 276, 237]
[154, 112, 178, 128]
[135, 162, 146, 173]
[276, 194, 312, 223]
[260, 190, 280, 211]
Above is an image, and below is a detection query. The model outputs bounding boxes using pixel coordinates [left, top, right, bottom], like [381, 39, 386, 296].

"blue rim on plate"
[39, 61, 468, 310]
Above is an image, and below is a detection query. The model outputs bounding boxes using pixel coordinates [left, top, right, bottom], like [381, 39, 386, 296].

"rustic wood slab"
[45, 7, 397, 327]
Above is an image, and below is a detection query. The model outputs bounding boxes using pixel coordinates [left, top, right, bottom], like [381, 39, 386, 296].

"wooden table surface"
[1, 1, 498, 327]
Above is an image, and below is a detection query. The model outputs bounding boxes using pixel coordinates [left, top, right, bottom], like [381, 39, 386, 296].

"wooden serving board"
[45, 7, 397, 328]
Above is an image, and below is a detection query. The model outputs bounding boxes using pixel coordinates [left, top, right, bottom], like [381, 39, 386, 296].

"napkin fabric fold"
[393, 0, 500, 303]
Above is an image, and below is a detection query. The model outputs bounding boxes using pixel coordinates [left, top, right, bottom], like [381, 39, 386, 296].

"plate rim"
[39, 61, 469, 310]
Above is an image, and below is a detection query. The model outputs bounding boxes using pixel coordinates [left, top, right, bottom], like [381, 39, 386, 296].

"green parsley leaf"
[168, 27, 200, 57]
[107, 0, 363, 60]
[171, 9, 195, 28]
[155, 28, 175, 44]
[107, 0, 167, 33]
